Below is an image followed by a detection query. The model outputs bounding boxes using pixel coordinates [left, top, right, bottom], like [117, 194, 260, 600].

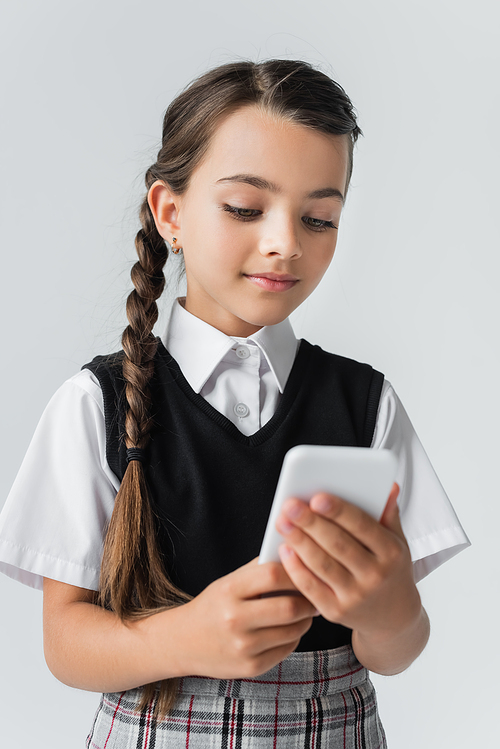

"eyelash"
[221, 204, 338, 232]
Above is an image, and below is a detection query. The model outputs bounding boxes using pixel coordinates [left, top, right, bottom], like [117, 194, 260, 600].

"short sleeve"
[0, 370, 119, 591]
[371, 380, 470, 582]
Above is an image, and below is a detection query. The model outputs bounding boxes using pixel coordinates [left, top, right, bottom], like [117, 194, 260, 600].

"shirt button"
[234, 402, 249, 418]
[235, 345, 250, 359]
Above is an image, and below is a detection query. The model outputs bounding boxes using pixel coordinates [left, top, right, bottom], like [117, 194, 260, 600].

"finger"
[305, 492, 396, 557]
[379, 483, 404, 536]
[245, 591, 317, 629]
[252, 618, 314, 654]
[276, 521, 357, 589]
[252, 634, 313, 673]
[277, 504, 376, 578]
[240, 556, 298, 595]
[230, 559, 302, 599]
[278, 544, 343, 622]
[251, 643, 306, 675]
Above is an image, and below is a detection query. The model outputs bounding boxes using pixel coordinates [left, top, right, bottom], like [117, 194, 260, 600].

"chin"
[241, 309, 291, 329]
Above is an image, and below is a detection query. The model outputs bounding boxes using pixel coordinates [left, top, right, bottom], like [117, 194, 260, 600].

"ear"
[147, 181, 183, 244]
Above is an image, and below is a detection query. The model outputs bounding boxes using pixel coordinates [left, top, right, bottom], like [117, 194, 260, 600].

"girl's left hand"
[275, 483, 421, 641]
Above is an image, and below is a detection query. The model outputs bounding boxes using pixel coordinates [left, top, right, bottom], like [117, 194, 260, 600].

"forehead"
[190, 105, 349, 195]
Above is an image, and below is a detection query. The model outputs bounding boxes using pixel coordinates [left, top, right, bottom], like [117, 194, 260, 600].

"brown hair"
[98, 58, 362, 718]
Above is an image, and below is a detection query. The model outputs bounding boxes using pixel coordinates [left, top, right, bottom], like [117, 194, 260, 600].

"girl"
[0, 59, 469, 748]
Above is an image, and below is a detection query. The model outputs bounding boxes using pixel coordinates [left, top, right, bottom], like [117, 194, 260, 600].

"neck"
[181, 297, 264, 338]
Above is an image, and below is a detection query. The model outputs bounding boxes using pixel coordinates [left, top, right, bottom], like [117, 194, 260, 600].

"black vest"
[83, 338, 384, 652]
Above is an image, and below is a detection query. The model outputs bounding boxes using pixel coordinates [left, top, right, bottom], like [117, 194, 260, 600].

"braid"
[122, 198, 167, 450]
[98, 174, 192, 718]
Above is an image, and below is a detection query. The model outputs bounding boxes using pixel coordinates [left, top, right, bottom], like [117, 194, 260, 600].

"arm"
[350, 488, 430, 674]
[275, 484, 430, 675]
[43, 559, 317, 693]
[43, 578, 188, 692]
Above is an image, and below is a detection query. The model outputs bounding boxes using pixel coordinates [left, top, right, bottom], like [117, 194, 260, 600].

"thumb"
[379, 482, 403, 535]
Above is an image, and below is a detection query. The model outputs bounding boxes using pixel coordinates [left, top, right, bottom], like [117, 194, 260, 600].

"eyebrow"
[215, 174, 344, 204]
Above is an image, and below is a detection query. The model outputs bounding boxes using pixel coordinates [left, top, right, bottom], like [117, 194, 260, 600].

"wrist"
[134, 602, 194, 681]
[356, 587, 423, 647]
[352, 604, 430, 676]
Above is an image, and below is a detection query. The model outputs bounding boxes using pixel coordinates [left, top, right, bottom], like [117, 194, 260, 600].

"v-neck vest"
[83, 338, 384, 652]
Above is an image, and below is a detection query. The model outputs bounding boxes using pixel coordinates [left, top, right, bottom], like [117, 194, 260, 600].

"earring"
[171, 237, 183, 255]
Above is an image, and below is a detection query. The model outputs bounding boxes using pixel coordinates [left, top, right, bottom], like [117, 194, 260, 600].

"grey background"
[1, 0, 498, 746]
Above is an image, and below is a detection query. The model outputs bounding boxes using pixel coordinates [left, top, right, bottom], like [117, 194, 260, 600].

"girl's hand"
[176, 558, 316, 680]
[275, 484, 424, 657]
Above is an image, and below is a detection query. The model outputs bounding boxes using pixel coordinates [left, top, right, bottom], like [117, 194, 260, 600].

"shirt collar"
[162, 298, 298, 394]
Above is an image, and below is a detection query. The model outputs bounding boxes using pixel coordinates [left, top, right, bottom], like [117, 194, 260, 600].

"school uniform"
[0, 297, 470, 748]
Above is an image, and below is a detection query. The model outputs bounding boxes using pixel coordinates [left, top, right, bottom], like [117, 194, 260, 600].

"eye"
[221, 204, 338, 231]
[222, 204, 262, 221]
[302, 217, 338, 232]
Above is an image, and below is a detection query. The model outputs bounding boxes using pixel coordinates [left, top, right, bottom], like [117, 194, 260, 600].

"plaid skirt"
[86, 644, 387, 748]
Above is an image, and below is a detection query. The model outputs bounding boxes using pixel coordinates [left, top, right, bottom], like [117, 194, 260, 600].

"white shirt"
[165, 298, 299, 436]
[0, 298, 470, 592]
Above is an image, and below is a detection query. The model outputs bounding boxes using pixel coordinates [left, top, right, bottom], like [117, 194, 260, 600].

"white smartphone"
[258, 445, 398, 564]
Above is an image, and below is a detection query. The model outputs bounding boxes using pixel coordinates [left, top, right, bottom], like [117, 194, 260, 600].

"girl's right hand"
[175, 557, 316, 680]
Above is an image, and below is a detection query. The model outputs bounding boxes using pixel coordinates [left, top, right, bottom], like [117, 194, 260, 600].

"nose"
[258, 213, 302, 260]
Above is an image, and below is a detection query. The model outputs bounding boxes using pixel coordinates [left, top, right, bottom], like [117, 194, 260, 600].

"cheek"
[192, 211, 247, 254]
[215, 216, 251, 246]
[187, 239, 240, 286]
[208, 226, 253, 270]
[308, 242, 336, 280]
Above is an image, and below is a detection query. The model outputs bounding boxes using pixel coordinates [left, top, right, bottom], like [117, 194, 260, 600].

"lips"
[244, 273, 299, 292]
[248, 272, 299, 282]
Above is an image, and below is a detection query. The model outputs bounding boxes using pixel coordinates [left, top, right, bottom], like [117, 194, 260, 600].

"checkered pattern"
[86, 645, 386, 748]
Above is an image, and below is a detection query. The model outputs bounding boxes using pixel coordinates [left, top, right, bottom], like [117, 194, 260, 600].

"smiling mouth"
[244, 274, 299, 292]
